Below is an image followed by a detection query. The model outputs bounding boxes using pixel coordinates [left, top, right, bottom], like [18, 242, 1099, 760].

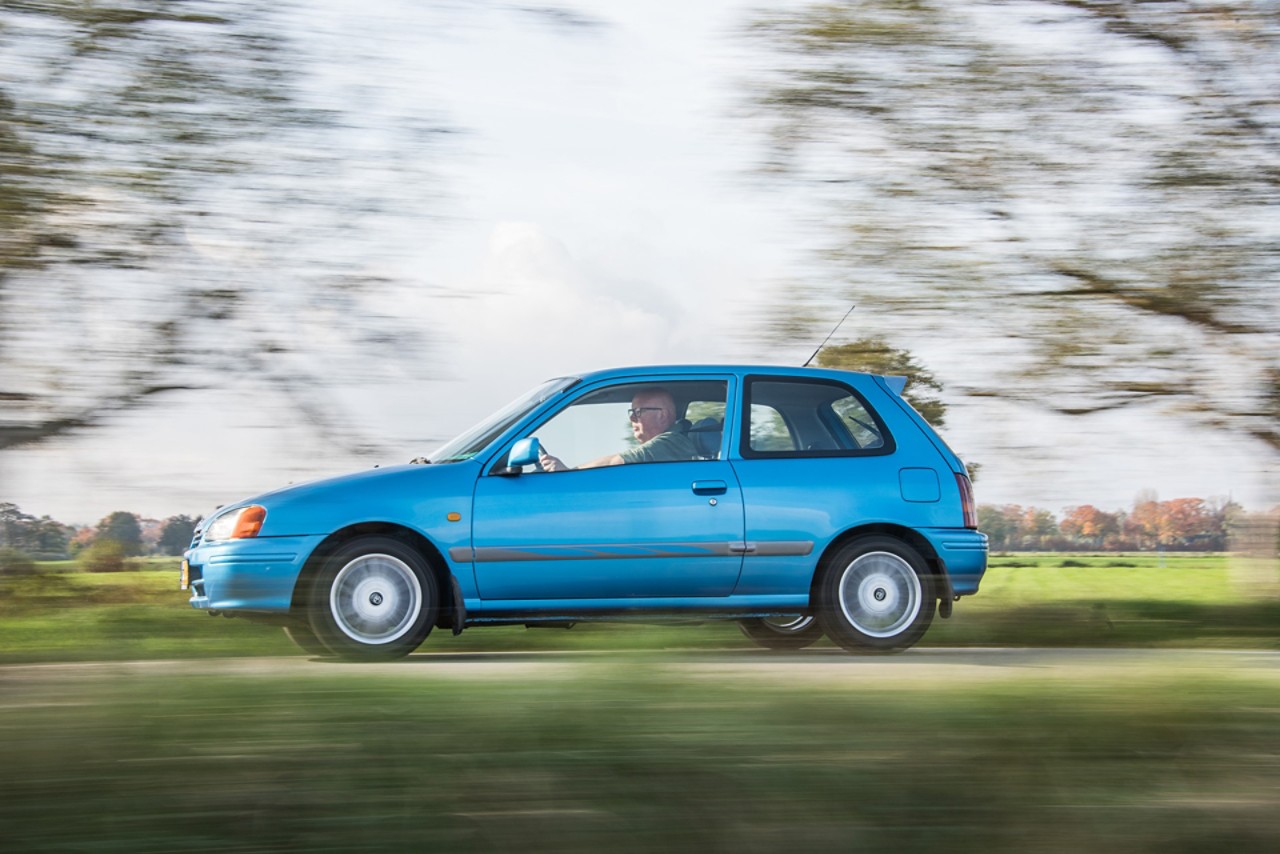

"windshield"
[430, 377, 578, 463]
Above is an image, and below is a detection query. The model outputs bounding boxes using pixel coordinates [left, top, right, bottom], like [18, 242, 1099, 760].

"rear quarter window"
[742, 377, 895, 459]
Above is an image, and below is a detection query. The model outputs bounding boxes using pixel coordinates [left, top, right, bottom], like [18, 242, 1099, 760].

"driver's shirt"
[618, 428, 699, 464]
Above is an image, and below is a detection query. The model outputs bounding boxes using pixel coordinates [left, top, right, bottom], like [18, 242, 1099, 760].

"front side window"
[528, 380, 728, 471]
[743, 378, 893, 458]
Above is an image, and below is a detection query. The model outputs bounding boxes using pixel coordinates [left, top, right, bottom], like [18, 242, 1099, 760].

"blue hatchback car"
[183, 365, 987, 659]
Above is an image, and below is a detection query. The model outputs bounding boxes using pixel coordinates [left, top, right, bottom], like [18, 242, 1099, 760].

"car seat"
[689, 417, 723, 460]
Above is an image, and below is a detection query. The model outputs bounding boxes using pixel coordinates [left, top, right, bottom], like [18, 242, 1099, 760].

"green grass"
[925, 552, 1280, 649]
[0, 553, 1276, 663]
[3, 557, 1278, 851]
[0, 565, 298, 661]
[0, 664, 1277, 853]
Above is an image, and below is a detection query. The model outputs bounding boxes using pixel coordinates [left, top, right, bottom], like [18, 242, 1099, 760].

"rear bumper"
[185, 535, 326, 612]
[920, 528, 988, 596]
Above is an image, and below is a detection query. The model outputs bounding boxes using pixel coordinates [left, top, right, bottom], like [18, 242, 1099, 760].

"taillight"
[955, 473, 977, 529]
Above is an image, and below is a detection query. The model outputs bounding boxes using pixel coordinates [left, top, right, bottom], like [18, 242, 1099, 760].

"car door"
[470, 377, 745, 601]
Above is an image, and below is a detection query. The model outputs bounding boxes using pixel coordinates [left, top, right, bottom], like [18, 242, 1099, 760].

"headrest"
[689, 417, 722, 458]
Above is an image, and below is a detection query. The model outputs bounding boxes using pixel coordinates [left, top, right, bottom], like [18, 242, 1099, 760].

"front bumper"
[185, 534, 326, 613]
[919, 527, 988, 596]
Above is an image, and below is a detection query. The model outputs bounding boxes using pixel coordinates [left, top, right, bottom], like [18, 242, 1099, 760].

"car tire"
[817, 536, 935, 653]
[307, 536, 437, 660]
[738, 615, 824, 650]
[282, 621, 333, 657]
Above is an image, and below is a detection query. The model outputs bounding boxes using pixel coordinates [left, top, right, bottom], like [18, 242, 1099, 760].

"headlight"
[203, 505, 267, 542]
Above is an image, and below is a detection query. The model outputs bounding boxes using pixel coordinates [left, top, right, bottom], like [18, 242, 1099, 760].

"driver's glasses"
[628, 407, 664, 420]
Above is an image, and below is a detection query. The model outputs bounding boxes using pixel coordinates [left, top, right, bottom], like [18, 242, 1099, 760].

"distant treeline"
[2, 499, 1277, 565]
[0, 503, 196, 563]
[980, 498, 1278, 553]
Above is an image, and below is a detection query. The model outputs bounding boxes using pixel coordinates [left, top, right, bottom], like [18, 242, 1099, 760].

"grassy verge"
[1, 663, 1277, 852]
[926, 552, 1280, 649]
[0, 553, 1276, 662]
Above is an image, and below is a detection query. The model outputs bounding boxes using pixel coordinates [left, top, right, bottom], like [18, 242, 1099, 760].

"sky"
[1, 0, 1274, 525]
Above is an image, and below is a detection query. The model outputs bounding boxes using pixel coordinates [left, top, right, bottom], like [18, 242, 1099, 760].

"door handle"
[691, 480, 728, 496]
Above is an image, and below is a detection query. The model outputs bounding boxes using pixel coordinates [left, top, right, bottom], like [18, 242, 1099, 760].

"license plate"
[180, 559, 189, 591]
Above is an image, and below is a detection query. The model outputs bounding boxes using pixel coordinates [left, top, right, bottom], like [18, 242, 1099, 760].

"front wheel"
[817, 536, 935, 654]
[307, 536, 437, 660]
[738, 615, 824, 650]
[283, 621, 332, 657]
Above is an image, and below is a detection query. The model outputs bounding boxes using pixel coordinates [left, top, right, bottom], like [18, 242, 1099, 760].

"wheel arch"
[290, 522, 459, 628]
[808, 523, 953, 605]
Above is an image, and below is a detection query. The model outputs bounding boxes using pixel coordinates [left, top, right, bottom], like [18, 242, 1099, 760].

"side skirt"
[464, 594, 811, 625]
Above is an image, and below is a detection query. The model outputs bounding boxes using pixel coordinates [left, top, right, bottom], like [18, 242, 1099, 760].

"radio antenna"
[802, 303, 857, 367]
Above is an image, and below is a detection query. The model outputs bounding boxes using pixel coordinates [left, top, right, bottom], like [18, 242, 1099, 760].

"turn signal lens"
[205, 505, 267, 541]
[232, 505, 267, 539]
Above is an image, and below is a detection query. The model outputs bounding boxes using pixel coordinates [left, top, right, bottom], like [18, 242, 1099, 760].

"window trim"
[740, 375, 896, 460]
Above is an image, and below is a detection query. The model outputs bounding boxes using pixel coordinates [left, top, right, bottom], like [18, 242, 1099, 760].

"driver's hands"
[538, 448, 568, 472]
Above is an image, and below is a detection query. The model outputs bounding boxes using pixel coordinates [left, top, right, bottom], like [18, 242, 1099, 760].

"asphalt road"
[2, 647, 1278, 687]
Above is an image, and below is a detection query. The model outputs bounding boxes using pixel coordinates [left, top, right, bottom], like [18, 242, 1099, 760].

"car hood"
[212, 461, 481, 538]
[248, 463, 426, 504]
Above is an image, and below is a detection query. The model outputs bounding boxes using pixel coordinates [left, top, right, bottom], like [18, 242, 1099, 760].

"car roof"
[564, 363, 891, 385]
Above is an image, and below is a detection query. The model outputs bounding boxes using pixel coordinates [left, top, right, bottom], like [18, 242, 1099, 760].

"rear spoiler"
[881, 375, 908, 396]
[874, 374, 966, 475]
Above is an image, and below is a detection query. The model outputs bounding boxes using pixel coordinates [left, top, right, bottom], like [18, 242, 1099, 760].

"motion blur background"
[2, 6, 1279, 852]
[2, 0, 1277, 524]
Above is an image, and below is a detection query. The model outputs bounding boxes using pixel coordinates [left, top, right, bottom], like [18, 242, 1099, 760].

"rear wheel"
[817, 536, 935, 653]
[307, 536, 437, 660]
[738, 615, 824, 650]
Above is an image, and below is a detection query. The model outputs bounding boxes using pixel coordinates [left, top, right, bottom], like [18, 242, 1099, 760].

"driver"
[539, 387, 697, 471]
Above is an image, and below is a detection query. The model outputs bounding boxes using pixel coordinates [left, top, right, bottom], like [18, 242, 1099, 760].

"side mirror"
[494, 437, 541, 476]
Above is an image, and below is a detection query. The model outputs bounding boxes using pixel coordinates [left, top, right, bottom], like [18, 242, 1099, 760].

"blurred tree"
[78, 538, 129, 573]
[1018, 507, 1060, 550]
[977, 504, 1063, 550]
[0, 503, 29, 549]
[0, 1, 447, 453]
[28, 514, 72, 558]
[1159, 497, 1214, 547]
[69, 526, 95, 555]
[816, 337, 946, 426]
[746, 1, 1280, 451]
[94, 511, 141, 557]
[977, 504, 1018, 551]
[1123, 495, 1228, 549]
[156, 514, 198, 556]
[0, 547, 39, 578]
[1125, 498, 1163, 550]
[1208, 497, 1246, 552]
[0, 502, 72, 557]
[1061, 504, 1121, 548]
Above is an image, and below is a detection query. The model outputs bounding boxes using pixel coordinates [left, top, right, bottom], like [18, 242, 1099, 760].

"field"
[2, 554, 1278, 852]
[1, 553, 1276, 663]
